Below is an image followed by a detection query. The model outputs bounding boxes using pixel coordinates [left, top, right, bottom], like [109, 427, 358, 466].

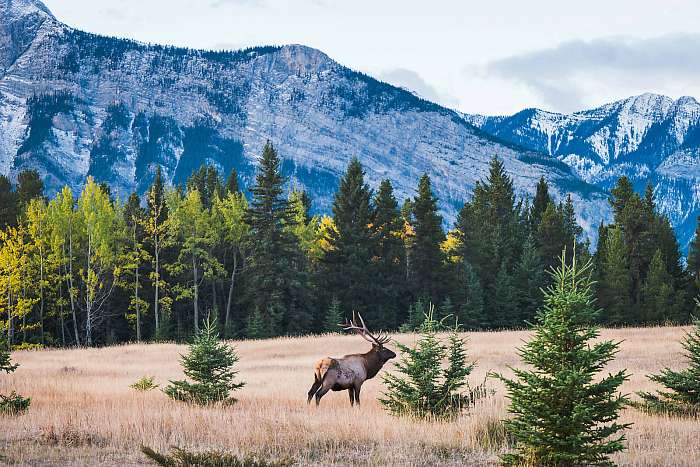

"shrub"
[635, 312, 700, 418]
[131, 376, 159, 392]
[0, 391, 31, 415]
[494, 253, 630, 466]
[0, 339, 30, 415]
[163, 319, 244, 406]
[141, 446, 291, 467]
[380, 304, 486, 419]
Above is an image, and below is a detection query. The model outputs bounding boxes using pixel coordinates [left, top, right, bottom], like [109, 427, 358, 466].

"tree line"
[0, 142, 697, 347]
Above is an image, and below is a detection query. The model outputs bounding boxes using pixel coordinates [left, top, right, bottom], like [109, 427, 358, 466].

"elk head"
[342, 311, 396, 363]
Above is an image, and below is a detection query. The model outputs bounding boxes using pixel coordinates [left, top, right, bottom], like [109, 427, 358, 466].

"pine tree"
[599, 226, 632, 325]
[164, 318, 244, 405]
[459, 261, 485, 330]
[322, 158, 377, 322]
[641, 250, 674, 324]
[638, 312, 700, 417]
[495, 254, 630, 466]
[409, 174, 445, 303]
[537, 202, 567, 274]
[0, 338, 30, 414]
[225, 168, 240, 195]
[322, 296, 343, 333]
[246, 307, 268, 339]
[246, 141, 303, 336]
[16, 169, 44, 209]
[381, 305, 479, 419]
[514, 235, 544, 324]
[372, 179, 405, 328]
[492, 261, 518, 328]
[530, 176, 551, 231]
[688, 217, 700, 294]
[0, 175, 18, 229]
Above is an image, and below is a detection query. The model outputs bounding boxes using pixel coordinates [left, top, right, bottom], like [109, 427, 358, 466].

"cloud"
[379, 68, 459, 108]
[481, 34, 700, 113]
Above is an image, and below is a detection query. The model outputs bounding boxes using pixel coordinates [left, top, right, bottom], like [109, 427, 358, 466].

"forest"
[0, 142, 698, 348]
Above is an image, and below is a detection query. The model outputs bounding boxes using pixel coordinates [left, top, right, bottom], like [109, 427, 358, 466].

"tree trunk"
[192, 253, 199, 333]
[85, 235, 93, 347]
[225, 252, 238, 338]
[66, 235, 80, 347]
[154, 241, 160, 334]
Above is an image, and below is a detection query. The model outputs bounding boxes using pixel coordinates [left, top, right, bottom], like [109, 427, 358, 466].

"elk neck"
[363, 347, 385, 379]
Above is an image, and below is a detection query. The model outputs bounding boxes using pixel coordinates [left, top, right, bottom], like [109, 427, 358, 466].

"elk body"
[307, 312, 396, 406]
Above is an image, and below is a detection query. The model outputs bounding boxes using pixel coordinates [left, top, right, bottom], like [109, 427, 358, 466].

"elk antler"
[341, 311, 391, 345]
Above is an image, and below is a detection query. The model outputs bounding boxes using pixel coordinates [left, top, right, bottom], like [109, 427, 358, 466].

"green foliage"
[495, 253, 630, 467]
[322, 296, 343, 333]
[164, 319, 244, 405]
[0, 339, 30, 415]
[409, 174, 445, 303]
[141, 446, 290, 467]
[381, 304, 484, 419]
[0, 391, 31, 415]
[636, 313, 700, 417]
[131, 376, 159, 392]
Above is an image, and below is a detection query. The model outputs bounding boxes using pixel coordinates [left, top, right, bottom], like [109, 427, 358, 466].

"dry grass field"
[1, 326, 699, 466]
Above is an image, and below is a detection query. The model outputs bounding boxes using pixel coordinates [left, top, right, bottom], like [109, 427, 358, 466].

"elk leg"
[354, 383, 362, 406]
[348, 388, 355, 406]
[307, 376, 322, 404]
[315, 385, 330, 406]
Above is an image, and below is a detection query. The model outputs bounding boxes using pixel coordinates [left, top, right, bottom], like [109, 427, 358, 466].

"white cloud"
[482, 34, 700, 113]
[379, 68, 459, 109]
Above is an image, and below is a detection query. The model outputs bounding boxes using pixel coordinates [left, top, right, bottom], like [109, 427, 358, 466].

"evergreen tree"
[225, 168, 240, 195]
[322, 296, 344, 333]
[530, 176, 551, 231]
[638, 311, 700, 417]
[537, 202, 567, 274]
[372, 180, 405, 328]
[0, 175, 18, 229]
[514, 235, 544, 324]
[688, 217, 700, 297]
[495, 254, 630, 466]
[409, 174, 445, 303]
[492, 261, 518, 328]
[246, 142, 305, 335]
[164, 318, 244, 405]
[322, 158, 377, 322]
[641, 250, 674, 324]
[0, 338, 30, 415]
[381, 305, 479, 419]
[598, 226, 632, 324]
[459, 261, 485, 330]
[16, 169, 45, 209]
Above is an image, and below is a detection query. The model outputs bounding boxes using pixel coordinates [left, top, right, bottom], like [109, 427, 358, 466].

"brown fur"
[307, 344, 396, 406]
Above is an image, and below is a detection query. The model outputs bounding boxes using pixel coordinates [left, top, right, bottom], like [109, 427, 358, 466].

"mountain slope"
[0, 0, 612, 241]
[466, 93, 700, 249]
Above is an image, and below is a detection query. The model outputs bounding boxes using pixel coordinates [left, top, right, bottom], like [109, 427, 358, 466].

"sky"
[42, 0, 700, 116]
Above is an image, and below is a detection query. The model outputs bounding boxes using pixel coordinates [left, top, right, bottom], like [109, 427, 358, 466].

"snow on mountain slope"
[466, 94, 700, 250]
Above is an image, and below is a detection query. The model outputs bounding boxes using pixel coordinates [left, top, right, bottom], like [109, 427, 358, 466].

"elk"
[307, 311, 396, 406]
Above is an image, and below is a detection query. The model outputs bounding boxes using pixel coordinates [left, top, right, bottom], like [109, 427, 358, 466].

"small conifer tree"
[164, 319, 244, 406]
[323, 296, 344, 333]
[0, 339, 30, 415]
[637, 310, 700, 417]
[381, 305, 482, 419]
[495, 252, 630, 466]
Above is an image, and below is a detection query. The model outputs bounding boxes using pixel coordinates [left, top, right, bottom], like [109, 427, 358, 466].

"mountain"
[466, 93, 700, 250]
[0, 0, 631, 244]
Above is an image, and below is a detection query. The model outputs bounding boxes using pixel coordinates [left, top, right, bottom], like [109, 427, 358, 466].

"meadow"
[1, 326, 699, 466]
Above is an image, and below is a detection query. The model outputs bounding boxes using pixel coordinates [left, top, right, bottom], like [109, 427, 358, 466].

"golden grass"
[1, 326, 698, 466]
